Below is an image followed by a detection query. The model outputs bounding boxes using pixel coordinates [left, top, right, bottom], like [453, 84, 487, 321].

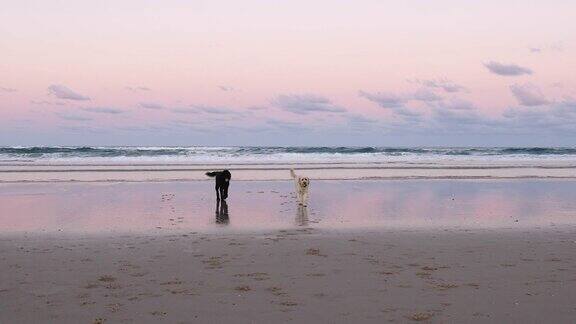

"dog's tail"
[290, 169, 296, 179]
[205, 171, 220, 178]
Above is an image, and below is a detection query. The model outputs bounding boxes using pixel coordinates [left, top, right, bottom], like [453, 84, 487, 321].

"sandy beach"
[2, 227, 576, 323]
[1, 180, 576, 323]
[4, 0, 576, 321]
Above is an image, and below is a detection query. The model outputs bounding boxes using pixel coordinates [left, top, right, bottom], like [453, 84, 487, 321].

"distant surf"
[2, 146, 576, 182]
[2, 146, 576, 165]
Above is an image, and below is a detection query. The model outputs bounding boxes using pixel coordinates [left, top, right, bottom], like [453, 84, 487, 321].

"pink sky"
[1, 0, 575, 146]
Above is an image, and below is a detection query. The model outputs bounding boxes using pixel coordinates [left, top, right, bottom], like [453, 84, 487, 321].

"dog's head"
[299, 177, 310, 188]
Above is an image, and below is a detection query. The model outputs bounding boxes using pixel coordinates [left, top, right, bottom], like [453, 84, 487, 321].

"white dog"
[290, 169, 310, 206]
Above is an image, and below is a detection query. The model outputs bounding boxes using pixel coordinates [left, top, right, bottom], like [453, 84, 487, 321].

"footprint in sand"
[234, 273, 270, 281]
[267, 287, 286, 296]
[203, 256, 226, 269]
[106, 303, 122, 313]
[416, 271, 432, 278]
[235, 285, 251, 292]
[98, 275, 116, 283]
[305, 248, 326, 257]
[159, 280, 183, 285]
[306, 273, 326, 277]
[408, 312, 434, 321]
[435, 283, 459, 290]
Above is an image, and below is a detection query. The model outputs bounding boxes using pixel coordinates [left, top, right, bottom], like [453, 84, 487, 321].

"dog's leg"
[215, 184, 220, 201]
[302, 191, 308, 207]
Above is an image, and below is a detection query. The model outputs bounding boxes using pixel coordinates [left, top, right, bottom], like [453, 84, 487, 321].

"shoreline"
[3, 176, 576, 184]
[3, 168, 576, 183]
[3, 158, 576, 183]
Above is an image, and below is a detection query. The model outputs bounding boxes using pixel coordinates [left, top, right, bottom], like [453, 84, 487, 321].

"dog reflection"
[296, 205, 309, 226]
[215, 199, 230, 225]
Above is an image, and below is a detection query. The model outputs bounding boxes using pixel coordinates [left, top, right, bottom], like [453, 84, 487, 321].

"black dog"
[205, 170, 231, 200]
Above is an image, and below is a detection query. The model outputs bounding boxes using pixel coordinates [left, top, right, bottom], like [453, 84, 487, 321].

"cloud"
[58, 125, 108, 134]
[439, 98, 476, 110]
[115, 124, 176, 133]
[341, 115, 379, 133]
[223, 124, 275, 133]
[171, 108, 199, 114]
[266, 118, 311, 131]
[246, 106, 267, 111]
[360, 88, 440, 104]
[48, 84, 90, 101]
[378, 98, 576, 136]
[345, 114, 378, 124]
[193, 105, 246, 116]
[359, 90, 424, 121]
[529, 42, 564, 54]
[0, 87, 17, 93]
[550, 42, 565, 51]
[218, 85, 235, 92]
[551, 82, 563, 88]
[562, 96, 576, 106]
[272, 94, 347, 114]
[170, 105, 247, 117]
[126, 86, 151, 91]
[484, 61, 532, 76]
[425, 108, 506, 135]
[56, 112, 93, 121]
[509, 83, 550, 106]
[394, 107, 423, 119]
[31, 100, 66, 106]
[139, 102, 164, 110]
[358, 90, 405, 108]
[432, 109, 485, 126]
[410, 79, 465, 93]
[502, 101, 576, 133]
[82, 107, 124, 114]
[412, 88, 442, 102]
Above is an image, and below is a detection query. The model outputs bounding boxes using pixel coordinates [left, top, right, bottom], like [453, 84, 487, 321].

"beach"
[2, 226, 576, 323]
[4, 0, 576, 321]
[1, 180, 576, 323]
[2, 147, 576, 323]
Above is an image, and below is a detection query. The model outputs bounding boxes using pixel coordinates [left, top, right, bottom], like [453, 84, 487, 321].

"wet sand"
[2, 159, 576, 182]
[1, 180, 576, 323]
[2, 180, 576, 233]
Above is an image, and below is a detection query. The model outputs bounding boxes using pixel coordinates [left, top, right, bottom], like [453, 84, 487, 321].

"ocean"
[2, 146, 576, 164]
[1, 146, 576, 182]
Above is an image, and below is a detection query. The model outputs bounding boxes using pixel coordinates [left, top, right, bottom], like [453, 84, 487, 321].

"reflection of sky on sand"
[0, 180, 575, 234]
